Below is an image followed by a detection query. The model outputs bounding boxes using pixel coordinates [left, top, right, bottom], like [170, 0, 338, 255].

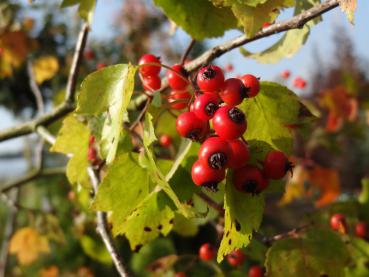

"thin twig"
[88, 168, 130, 277]
[180, 39, 196, 65]
[196, 191, 224, 216]
[261, 223, 312, 245]
[27, 60, 45, 115]
[65, 22, 90, 104]
[0, 0, 339, 143]
[129, 97, 152, 132]
[0, 189, 18, 277]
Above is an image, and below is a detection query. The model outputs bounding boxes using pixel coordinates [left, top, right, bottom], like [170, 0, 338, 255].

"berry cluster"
[197, 243, 264, 276]
[330, 213, 368, 239]
[137, 54, 293, 192]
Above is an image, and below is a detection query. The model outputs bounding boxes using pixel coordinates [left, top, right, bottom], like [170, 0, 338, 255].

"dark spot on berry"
[169, 218, 174, 224]
[202, 67, 216, 80]
[228, 238, 232, 245]
[235, 220, 241, 231]
[144, 227, 152, 232]
[134, 244, 143, 252]
[205, 102, 218, 116]
[240, 83, 249, 98]
[242, 180, 258, 193]
[186, 128, 202, 141]
[157, 224, 163, 230]
[203, 182, 219, 192]
[208, 152, 227, 169]
[228, 107, 245, 124]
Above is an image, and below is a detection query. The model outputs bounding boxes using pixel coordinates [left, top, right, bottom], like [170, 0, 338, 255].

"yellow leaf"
[279, 165, 308, 206]
[32, 55, 59, 84]
[40, 266, 59, 277]
[0, 31, 34, 78]
[338, 0, 357, 23]
[9, 227, 50, 265]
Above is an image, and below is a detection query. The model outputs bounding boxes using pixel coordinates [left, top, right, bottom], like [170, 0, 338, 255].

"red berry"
[226, 249, 245, 267]
[330, 213, 348, 233]
[193, 93, 219, 120]
[142, 75, 161, 91]
[84, 49, 95, 60]
[192, 160, 225, 189]
[87, 146, 97, 162]
[262, 22, 271, 28]
[240, 74, 260, 98]
[96, 63, 106, 70]
[198, 137, 232, 170]
[263, 151, 292, 180]
[176, 112, 208, 141]
[167, 64, 189, 90]
[219, 78, 247, 106]
[228, 139, 249, 168]
[233, 165, 267, 194]
[197, 65, 225, 93]
[159, 134, 172, 147]
[175, 273, 187, 277]
[212, 106, 247, 140]
[293, 77, 306, 89]
[281, 70, 290, 79]
[248, 265, 263, 277]
[198, 243, 216, 261]
[138, 54, 161, 77]
[355, 221, 367, 239]
[225, 63, 234, 72]
[168, 90, 192, 110]
[89, 135, 95, 146]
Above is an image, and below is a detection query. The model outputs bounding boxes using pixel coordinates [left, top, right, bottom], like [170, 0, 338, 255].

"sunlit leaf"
[61, 0, 96, 24]
[32, 55, 59, 84]
[338, 0, 357, 23]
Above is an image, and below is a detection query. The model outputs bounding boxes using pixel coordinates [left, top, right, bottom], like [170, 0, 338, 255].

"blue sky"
[1, 0, 368, 169]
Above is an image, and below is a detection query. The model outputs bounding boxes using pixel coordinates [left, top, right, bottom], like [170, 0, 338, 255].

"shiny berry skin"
[198, 137, 232, 170]
[167, 64, 189, 90]
[248, 265, 263, 277]
[263, 151, 293, 180]
[198, 243, 216, 261]
[192, 160, 225, 189]
[233, 165, 267, 194]
[212, 106, 247, 140]
[138, 54, 161, 77]
[240, 74, 260, 98]
[176, 112, 208, 141]
[330, 213, 347, 233]
[175, 273, 187, 277]
[226, 249, 245, 267]
[168, 90, 192, 110]
[159, 135, 172, 147]
[219, 78, 247, 106]
[87, 146, 97, 162]
[355, 221, 367, 239]
[197, 65, 225, 93]
[228, 139, 249, 168]
[142, 75, 161, 91]
[193, 93, 219, 120]
[281, 70, 290, 79]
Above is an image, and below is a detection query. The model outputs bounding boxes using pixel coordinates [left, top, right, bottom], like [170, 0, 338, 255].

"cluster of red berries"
[87, 135, 101, 166]
[330, 213, 368, 239]
[196, 243, 264, 276]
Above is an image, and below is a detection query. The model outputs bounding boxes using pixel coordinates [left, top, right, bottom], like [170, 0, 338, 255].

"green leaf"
[345, 238, 369, 277]
[120, 191, 175, 251]
[358, 178, 369, 205]
[217, 173, 264, 262]
[93, 153, 150, 235]
[240, 82, 313, 154]
[231, 0, 294, 37]
[265, 229, 350, 277]
[80, 235, 112, 265]
[172, 213, 199, 237]
[212, 0, 269, 8]
[50, 115, 90, 187]
[153, 0, 238, 40]
[240, 0, 321, 63]
[61, 0, 96, 24]
[76, 64, 137, 164]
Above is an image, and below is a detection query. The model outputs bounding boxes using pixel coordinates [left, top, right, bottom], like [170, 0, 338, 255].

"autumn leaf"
[32, 55, 59, 84]
[40, 266, 59, 277]
[279, 165, 308, 206]
[9, 227, 50, 265]
[338, 0, 357, 23]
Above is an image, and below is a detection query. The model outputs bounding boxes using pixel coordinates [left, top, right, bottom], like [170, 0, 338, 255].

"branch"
[88, 168, 130, 277]
[180, 39, 196, 65]
[0, 22, 90, 143]
[260, 223, 312, 245]
[196, 191, 224, 216]
[27, 60, 45, 114]
[184, 0, 339, 72]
